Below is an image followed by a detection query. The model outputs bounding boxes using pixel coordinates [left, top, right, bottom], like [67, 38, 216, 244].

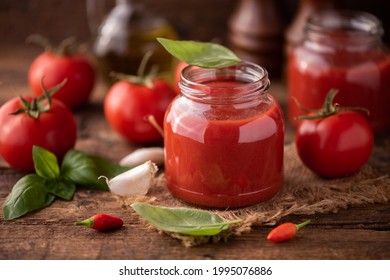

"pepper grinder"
[228, 0, 285, 79]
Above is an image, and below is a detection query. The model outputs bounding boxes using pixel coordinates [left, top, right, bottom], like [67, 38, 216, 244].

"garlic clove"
[99, 160, 158, 196]
[119, 147, 164, 167]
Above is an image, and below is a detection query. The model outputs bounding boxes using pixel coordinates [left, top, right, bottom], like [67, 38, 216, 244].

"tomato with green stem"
[295, 89, 374, 179]
[28, 34, 95, 109]
[0, 80, 77, 172]
[104, 52, 176, 144]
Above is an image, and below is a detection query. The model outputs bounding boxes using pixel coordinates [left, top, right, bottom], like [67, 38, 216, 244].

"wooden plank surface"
[0, 46, 389, 260]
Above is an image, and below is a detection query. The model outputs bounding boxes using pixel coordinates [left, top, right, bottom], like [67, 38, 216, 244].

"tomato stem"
[56, 37, 77, 56]
[110, 51, 160, 88]
[323, 88, 338, 113]
[295, 89, 370, 121]
[10, 78, 67, 119]
[26, 34, 79, 56]
[26, 34, 53, 52]
[146, 115, 164, 138]
[40, 77, 52, 109]
[137, 51, 154, 78]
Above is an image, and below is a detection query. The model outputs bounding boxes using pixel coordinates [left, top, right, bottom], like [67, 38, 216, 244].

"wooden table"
[0, 45, 389, 260]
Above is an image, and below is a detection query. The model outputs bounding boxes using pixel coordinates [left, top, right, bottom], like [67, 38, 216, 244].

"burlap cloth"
[120, 140, 390, 247]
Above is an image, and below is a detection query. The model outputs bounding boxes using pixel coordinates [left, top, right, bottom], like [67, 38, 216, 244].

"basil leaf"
[45, 179, 76, 200]
[33, 146, 60, 179]
[61, 150, 130, 190]
[2, 174, 56, 220]
[157, 38, 241, 68]
[131, 203, 242, 236]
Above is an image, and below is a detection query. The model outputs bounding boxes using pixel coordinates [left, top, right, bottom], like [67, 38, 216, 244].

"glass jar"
[288, 10, 390, 134]
[164, 62, 284, 208]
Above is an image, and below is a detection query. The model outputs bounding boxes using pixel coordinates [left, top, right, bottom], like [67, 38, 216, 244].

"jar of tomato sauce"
[164, 62, 284, 208]
[288, 11, 390, 134]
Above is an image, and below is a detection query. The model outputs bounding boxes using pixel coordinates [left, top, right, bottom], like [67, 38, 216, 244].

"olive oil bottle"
[90, 0, 178, 83]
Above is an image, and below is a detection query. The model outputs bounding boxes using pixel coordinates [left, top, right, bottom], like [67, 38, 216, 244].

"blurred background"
[1, 0, 390, 95]
[1, 0, 390, 45]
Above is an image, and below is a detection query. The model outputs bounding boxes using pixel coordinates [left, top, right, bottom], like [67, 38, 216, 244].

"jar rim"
[307, 10, 384, 38]
[179, 61, 270, 104]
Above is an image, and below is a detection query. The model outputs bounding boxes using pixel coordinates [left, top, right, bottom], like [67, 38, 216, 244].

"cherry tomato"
[295, 110, 374, 178]
[104, 78, 176, 144]
[0, 96, 77, 172]
[172, 60, 188, 94]
[29, 51, 95, 109]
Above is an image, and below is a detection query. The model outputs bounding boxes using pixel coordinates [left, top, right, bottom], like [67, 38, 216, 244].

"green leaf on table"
[61, 150, 130, 190]
[157, 38, 241, 68]
[2, 174, 56, 220]
[45, 179, 76, 200]
[131, 202, 242, 236]
[33, 146, 60, 179]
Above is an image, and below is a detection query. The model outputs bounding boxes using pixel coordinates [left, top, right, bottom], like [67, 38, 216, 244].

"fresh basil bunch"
[2, 146, 129, 220]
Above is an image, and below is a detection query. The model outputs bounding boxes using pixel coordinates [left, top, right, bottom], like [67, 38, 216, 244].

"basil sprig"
[2, 174, 56, 220]
[131, 202, 242, 236]
[2, 146, 129, 220]
[157, 38, 241, 68]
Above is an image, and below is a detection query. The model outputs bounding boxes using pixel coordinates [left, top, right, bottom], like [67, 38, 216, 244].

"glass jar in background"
[288, 10, 390, 134]
[284, 0, 338, 55]
[87, 0, 178, 83]
[164, 62, 284, 208]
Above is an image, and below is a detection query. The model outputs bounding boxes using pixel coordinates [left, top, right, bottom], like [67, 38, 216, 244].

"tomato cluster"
[0, 36, 96, 171]
[0, 36, 180, 171]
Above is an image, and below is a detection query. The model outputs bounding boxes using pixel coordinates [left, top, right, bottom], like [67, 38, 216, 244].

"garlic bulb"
[99, 160, 158, 196]
[119, 147, 164, 167]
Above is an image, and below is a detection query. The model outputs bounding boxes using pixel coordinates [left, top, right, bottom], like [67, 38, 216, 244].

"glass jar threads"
[164, 62, 284, 208]
[288, 10, 390, 134]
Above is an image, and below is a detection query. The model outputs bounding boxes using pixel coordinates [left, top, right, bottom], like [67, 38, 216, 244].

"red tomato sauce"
[288, 50, 390, 134]
[164, 79, 284, 208]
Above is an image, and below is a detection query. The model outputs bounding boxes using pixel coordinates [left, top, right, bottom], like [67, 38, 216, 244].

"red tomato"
[172, 61, 188, 94]
[0, 96, 77, 172]
[29, 52, 95, 109]
[104, 78, 176, 144]
[295, 111, 374, 178]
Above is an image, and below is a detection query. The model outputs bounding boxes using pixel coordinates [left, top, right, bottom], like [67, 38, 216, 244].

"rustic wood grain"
[1, 193, 389, 260]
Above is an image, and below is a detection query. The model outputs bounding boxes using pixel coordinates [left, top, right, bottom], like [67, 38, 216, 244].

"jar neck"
[305, 10, 383, 50]
[179, 62, 270, 105]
